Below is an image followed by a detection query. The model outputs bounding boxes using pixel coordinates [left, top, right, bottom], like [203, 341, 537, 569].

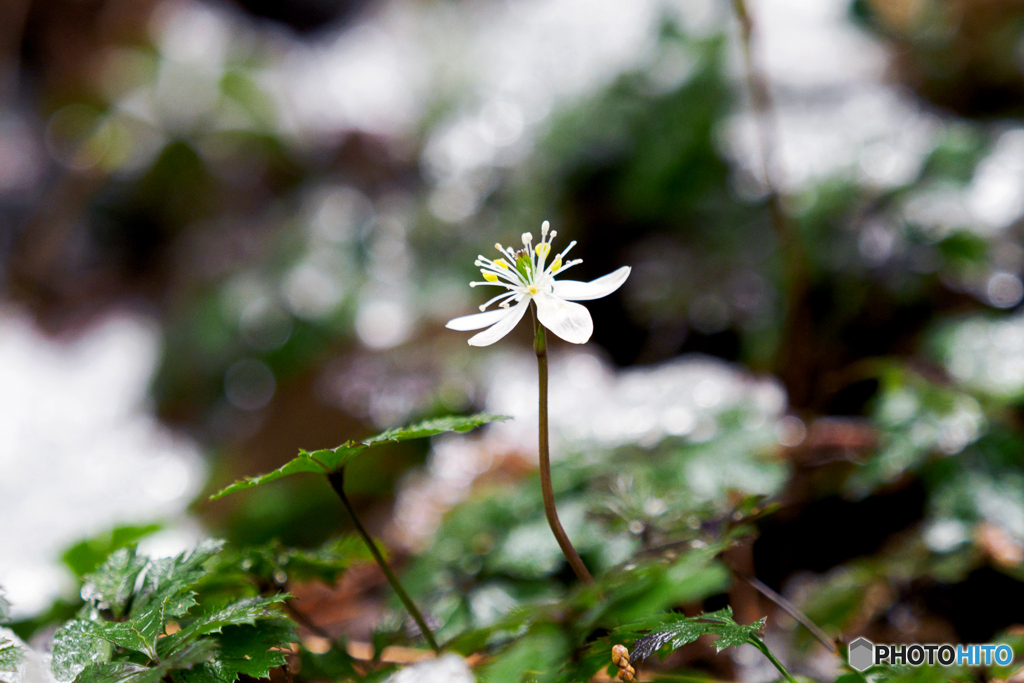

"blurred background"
[5, 0, 1024, 679]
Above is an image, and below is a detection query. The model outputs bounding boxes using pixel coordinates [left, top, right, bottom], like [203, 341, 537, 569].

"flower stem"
[326, 469, 441, 653]
[532, 305, 594, 585]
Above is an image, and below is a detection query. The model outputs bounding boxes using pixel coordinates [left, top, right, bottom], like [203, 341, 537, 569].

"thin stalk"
[326, 469, 441, 653]
[532, 304, 594, 585]
[751, 637, 800, 683]
[739, 573, 837, 654]
[285, 602, 334, 641]
[730, 0, 813, 406]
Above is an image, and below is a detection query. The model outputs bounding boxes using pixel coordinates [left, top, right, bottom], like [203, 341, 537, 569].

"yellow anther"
[495, 259, 510, 269]
[536, 243, 550, 259]
[551, 257, 562, 272]
[482, 271, 499, 282]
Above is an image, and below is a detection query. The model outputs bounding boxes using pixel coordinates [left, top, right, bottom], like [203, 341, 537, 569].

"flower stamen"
[479, 290, 519, 311]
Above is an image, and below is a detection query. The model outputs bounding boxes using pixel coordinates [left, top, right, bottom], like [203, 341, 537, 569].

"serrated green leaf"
[215, 620, 296, 680]
[76, 661, 164, 683]
[63, 524, 163, 579]
[76, 639, 218, 683]
[52, 618, 115, 681]
[168, 621, 295, 683]
[54, 540, 296, 683]
[0, 640, 22, 672]
[54, 540, 228, 681]
[84, 540, 226, 661]
[87, 619, 160, 661]
[208, 454, 330, 500]
[159, 596, 286, 658]
[133, 540, 224, 621]
[361, 414, 509, 445]
[210, 413, 508, 499]
[620, 606, 767, 664]
[171, 664, 226, 683]
[165, 638, 222, 668]
[80, 547, 148, 619]
[709, 616, 765, 651]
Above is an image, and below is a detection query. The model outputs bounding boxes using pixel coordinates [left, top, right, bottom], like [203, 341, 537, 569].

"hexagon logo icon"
[849, 637, 874, 672]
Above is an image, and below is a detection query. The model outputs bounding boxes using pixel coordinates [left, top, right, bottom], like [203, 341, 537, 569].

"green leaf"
[63, 524, 163, 578]
[76, 639, 218, 683]
[88, 619, 161, 661]
[361, 414, 508, 445]
[231, 536, 373, 586]
[480, 625, 569, 683]
[0, 640, 22, 672]
[208, 454, 331, 501]
[169, 621, 296, 683]
[76, 661, 165, 683]
[133, 539, 224, 621]
[158, 596, 287, 657]
[79, 547, 149, 619]
[210, 413, 508, 499]
[53, 540, 296, 683]
[0, 590, 11, 624]
[0, 591, 24, 673]
[80, 540, 226, 661]
[620, 606, 766, 664]
[52, 618, 116, 681]
[165, 638, 223, 668]
[299, 636, 358, 680]
[214, 620, 296, 680]
[171, 665, 225, 683]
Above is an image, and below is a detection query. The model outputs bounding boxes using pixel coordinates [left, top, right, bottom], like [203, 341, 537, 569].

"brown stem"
[285, 602, 334, 642]
[532, 304, 594, 584]
[326, 469, 441, 653]
[731, 0, 813, 406]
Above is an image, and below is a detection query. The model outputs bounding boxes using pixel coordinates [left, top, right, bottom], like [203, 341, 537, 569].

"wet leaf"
[78, 547, 148, 619]
[211, 413, 508, 499]
[51, 541, 294, 683]
[619, 606, 766, 664]
[0, 640, 22, 672]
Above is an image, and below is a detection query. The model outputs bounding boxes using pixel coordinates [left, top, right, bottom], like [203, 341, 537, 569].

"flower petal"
[551, 266, 631, 301]
[446, 307, 516, 331]
[467, 298, 530, 346]
[535, 293, 593, 344]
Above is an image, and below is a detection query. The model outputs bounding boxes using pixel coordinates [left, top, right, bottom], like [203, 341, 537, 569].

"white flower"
[446, 221, 631, 346]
